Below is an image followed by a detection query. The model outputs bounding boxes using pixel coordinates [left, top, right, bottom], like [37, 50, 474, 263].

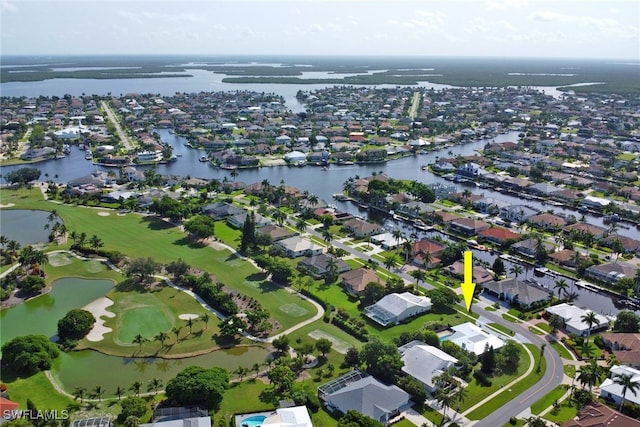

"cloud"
[0, 0, 17, 13]
[310, 24, 323, 33]
[486, 0, 528, 9]
[465, 17, 489, 34]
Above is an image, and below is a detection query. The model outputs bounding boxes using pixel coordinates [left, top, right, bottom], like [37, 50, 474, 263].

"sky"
[1, 0, 639, 60]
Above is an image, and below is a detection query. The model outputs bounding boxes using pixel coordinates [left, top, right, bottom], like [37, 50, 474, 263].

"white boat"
[85, 152, 93, 160]
[199, 156, 208, 162]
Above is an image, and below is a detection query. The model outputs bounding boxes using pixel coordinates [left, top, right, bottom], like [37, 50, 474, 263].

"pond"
[0, 209, 58, 246]
[1, 276, 270, 397]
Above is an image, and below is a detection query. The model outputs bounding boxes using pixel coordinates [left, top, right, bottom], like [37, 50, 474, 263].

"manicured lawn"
[2, 370, 75, 410]
[564, 365, 576, 378]
[214, 381, 273, 425]
[551, 342, 574, 360]
[422, 404, 445, 426]
[502, 313, 522, 323]
[531, 385, 568, 415]
[485, 306, 496, 312]
[535, 322, 553, 333]
[459, 345, 531, 413]
[528, 326, 545, 335]
[466, 344, 546, 419]
[544, 401, 578, 424]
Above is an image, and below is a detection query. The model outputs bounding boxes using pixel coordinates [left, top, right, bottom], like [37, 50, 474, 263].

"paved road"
[297, 221, 564, 424]
[469, 304, 564, 425]
[101, 100, 133, 150]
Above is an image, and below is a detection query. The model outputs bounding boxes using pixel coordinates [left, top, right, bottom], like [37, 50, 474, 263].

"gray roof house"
[275, 236, 324, 258]
[297, 253, 350, 278]
[483, 278, 552, 309]
[202, 202, 245, 220]
[585, 262, 639, 285]
[227, 211, 271, 229]
[398, 341, 461, 393]
[365, 292, 432, 327]
[499, 205, 540, 223]
[319, 372, 410, 424]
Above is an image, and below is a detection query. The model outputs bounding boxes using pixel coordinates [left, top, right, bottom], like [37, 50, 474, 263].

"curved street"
[296, 220, 565, 425]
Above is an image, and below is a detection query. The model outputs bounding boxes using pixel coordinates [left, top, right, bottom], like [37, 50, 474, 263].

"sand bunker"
[97, 211, 110, 216]
[0, 203, 15, 208]
[83, 297, 115, 342]
[179, 313, 200, 320]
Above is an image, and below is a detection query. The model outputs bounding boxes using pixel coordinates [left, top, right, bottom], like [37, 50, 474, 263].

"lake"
[0, 209, 58, 246]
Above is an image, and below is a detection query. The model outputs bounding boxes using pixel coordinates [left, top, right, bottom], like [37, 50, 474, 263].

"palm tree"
[420, 249, 433, 270]
[410, 269, 427, 286]
[202, 312, 211, 330]
[509, 264, 523, 279]
[321, 229, 333, 244]
[73, 386, 87, 402]
[383, 253, 399, 271]
[148, 378, 163, 395]
[252, 363, 261, 378]
[392, 229, 405, 247]
[186, 317, 194, 334]
[77, 231, 87, 248]
[553, 278, 569, 299]
[435, 388, 455, 423]
[581, 311, 600, 344]
[155, 331, 169, 348]
[402, 240, 414, 263]
[577, 359, 604, 395]
[172, 326, 181, 342]
[132, 334, 148, 352]
[0, 235, 8, 250]
[230, 168, 239, 182]
[308, 194, 318, 207]
[613, 372, 640, 410]
[89, 235, 104, 251]
[129, 381, 143, 397]
[114, 386, 125, 400]
[295, 218, 307, 233]
[235, 366, 247, 381]
[92, 385, 105, 403]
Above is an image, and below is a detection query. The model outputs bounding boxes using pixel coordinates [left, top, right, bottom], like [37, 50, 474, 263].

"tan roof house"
[341, 268, 383, 296]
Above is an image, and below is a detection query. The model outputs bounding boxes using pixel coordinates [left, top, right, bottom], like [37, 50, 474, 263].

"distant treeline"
[1, 55, 638, 94]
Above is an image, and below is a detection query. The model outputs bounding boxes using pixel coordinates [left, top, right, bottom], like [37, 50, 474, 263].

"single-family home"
[499, 205, 540, 223]
[364, 292, 432, 326]
[236, 406, 313, 427]
[444, 261, 493, 285]
[297, 253, 350, 279]
[483, 278, 552, 309]
[343, 218, 385, 238]
[275, 236, 324, 258]
[511, 238, 554, 259]
[561, 403, 640, 427]
[528, 213, 567, 231]
[477, 227, 521, 246]
[448, 218, 491, 236]
[563, 223, 608, 239]
[412, 239, 446, 267]
[599, 365, 640, 407]
[202, 202, 245, 220]
[341, 268, 382, 296]
[585, 262, 639, 285]
[319, 371, 410, 424]
[447, 322, 505, 355]
[227, 211, 270, 229]
[545, 303, 609, 336]
[601, 333, 640, 368]
[256, 224, 297, 242]
[398, 341, 460, 393]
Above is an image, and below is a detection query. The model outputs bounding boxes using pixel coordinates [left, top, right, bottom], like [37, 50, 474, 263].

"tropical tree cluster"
[57, 309, 96, 345]
[165, 366, 230, 408]
[1, 334, 60, 375]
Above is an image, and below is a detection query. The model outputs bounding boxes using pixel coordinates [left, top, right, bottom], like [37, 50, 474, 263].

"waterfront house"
[319, 371, 410, 424]
[473, 197, 511, 215]
[398, 341, 461, 394]
[411, 239, 446, 267]
[364, 292, 432, 326]
[370, 233, 403, 250]
[341, 268, 382, 296]
[444, 261, 493, 284]
[499, 205, 540, 224]
[548, 249, 582, 268]
[585, 262, 638, 285]
[545, 303, 609, 336]
[563, 223, 608, 239]
[297, 253, 350, 279]
[343, 218, 384, 238]
[601, 333, 640, 368]
[275, 236, 324, 258]
[477, 227, 521, 246]
[511, 238, 554, 258]
[483, 278, 552, 309]
[448, 217, 491, 236]
[601, 234, 640, 255]
[227, 211, 270, 229]
[528, 213, 567, 231]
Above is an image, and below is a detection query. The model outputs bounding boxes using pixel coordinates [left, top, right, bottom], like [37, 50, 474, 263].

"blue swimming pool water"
[240, 415, 266, 427]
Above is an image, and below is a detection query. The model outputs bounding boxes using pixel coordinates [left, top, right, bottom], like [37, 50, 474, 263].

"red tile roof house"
[448, 217, 491, 236]
[445, 260, 493, 284]
[601, 333, 640, 368]
[528, 212, 567, 231]
[411, 239, 446, 268]
[562, 403, 640, 427]
[477, 227, 522, 247]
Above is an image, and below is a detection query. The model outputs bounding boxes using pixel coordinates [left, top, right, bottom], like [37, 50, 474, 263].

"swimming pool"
[239, 415, 267, 427]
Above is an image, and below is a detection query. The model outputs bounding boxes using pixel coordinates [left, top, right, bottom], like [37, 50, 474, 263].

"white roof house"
[283, 151, 306, 162]
[448, 322, 505, 355]
[275, 235, 324, 258]
[262, 406, 313, 427]
[365, 292, 432, 327]
[399, 341, 460, 393]
[600, 365, 640, 407]
[546, 303, 609, 337]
